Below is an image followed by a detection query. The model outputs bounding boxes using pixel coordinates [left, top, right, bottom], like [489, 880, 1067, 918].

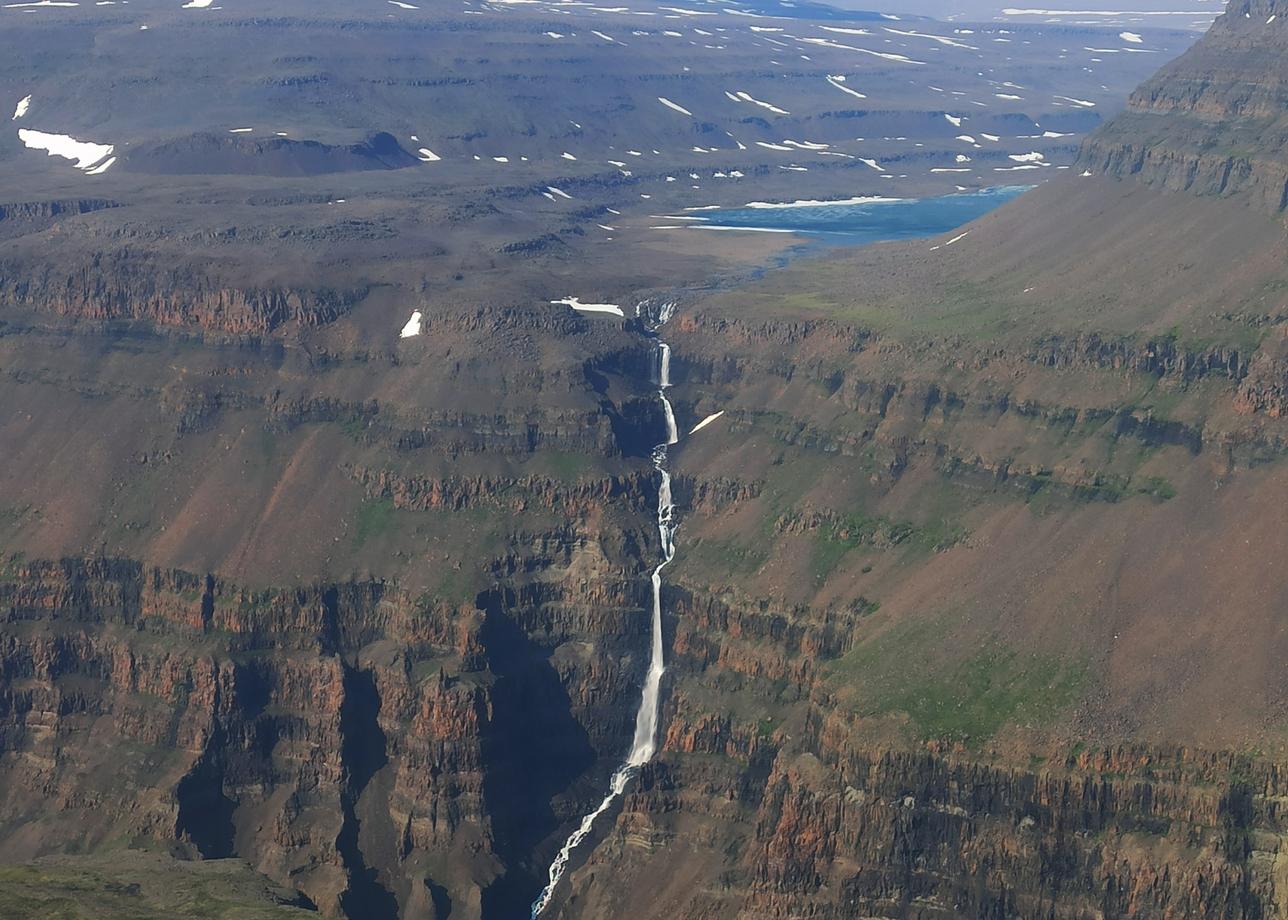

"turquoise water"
[697, 185, 1031, 245]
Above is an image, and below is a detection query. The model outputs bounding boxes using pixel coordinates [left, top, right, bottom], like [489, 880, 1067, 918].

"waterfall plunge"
[531, 317, 678, 918]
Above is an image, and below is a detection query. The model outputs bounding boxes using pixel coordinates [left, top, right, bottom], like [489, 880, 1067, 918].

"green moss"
[808, 511, 967, 584]
[352, 497, 397, 549]
[1135, 475, 1177, 502]
[682, 536, 769, 578]
[829, 620, 1087, 745]
[0, 859, 313, 919]
[529, 450, 595, 481]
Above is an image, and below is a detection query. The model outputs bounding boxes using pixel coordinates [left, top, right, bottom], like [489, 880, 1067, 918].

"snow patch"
[744, 195, 902, 208]
[551, 296, 624, 317]
[825, 74, 867, 100]
[688, 410, 724, 434]
[18, 128, 113, 170]
[657, 96, 693, 116]
[399, 310, 423, 338]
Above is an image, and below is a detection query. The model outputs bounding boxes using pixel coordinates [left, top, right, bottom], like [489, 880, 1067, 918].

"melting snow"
[657, 96, 693, 116]
[1009, 151, 1045, 162]
[732, 90, 789, 115]
[883, 26, 976, 49]
[547, 186, 573, 199]
[799, 36, 924, 64]
[1002, 7, 1208, 15]
[551, 296, 624, 317]
[181, 0, 214, 7]
[744, 195, 901, 208]
[688, 410, 724, 434]
[945, 113, 962, 127]
[84, 156, 116, 175]
[417, 148, 440, 161]
[12, 95, 31, 120]
[399, 310, 423, 338]
[825, 74, 867, 100]
[18, 129, 113, 170]
[229, 127, 253, 133]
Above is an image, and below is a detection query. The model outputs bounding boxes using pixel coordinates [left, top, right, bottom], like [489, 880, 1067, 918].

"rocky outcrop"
[558, 649, 1288, 919]
[0, 550, 655, 917]
[346, 467, 656, 515]
[1080, 0, 1288, 211]
[0, 198, 117, 227]
[0, 252, 362, 333]
[122, 131, 419, 177]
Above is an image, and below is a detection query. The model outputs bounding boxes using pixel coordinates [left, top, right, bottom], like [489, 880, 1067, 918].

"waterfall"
[531, 308, 678, 918]
[659, 341, 678, 445]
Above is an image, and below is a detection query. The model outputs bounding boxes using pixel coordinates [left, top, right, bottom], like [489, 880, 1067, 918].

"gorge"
[5, 0, 1288, 917]
[532, 303, 679, 918]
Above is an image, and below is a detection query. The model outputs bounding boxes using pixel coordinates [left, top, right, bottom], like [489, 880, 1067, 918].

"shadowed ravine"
[530, 302, 679, 917]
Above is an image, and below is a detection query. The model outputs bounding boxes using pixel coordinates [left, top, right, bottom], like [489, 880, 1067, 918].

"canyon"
[4, 0, 1288, 917]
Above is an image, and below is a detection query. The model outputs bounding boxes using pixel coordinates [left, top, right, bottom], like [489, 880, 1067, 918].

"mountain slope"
[0, 1, 1271, 919]
[539, 1, 1288, 916]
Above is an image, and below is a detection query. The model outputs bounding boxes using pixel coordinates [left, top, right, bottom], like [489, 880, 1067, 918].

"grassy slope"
[665, 173, 1288, 752]
[0, 854, 314, 919]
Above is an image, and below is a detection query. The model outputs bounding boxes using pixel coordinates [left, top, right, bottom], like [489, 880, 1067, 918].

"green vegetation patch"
[829, 618, 1087, 744]
[530, 450, 596, 481]
[808, 511, 967, 584]
[352, 496, 397, 549]
[0, 858, 314, 919]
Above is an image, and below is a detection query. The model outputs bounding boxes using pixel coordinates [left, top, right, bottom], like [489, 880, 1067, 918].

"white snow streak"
[18, 128, 113, 170]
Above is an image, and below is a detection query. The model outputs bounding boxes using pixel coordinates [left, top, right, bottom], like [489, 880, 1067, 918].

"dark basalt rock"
[122, 130, 419, 176]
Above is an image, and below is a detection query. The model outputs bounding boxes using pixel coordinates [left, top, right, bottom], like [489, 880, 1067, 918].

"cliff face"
[562, 735, 1288, 919]
[0, 252, 363, 334]
[4, 0, 1288, 916]
[1080, 0, 1288, 210]
[541, 305, 1288, 919]
[0, 552, 656, 917]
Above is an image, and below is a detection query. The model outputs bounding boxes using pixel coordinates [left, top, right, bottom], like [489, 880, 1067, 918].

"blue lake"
[696, 185, 1031, 246]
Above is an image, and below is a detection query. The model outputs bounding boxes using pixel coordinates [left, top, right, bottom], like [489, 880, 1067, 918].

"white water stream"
[530, 305, 678, 918]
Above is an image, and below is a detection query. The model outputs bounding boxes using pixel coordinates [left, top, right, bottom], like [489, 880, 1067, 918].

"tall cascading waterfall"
[530, 302, 678, 918]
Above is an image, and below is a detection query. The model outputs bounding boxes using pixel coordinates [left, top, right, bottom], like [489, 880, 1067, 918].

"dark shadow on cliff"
[475, 587, 598, 918]
[337, 664, 400, 920]
[174, 728, 238, 858]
